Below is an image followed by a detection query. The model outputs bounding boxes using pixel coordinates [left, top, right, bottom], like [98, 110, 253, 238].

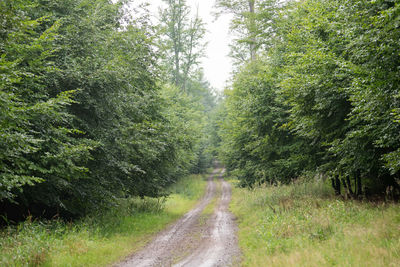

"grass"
[229, 177, 400, 267]
[0, 174, 208, 266]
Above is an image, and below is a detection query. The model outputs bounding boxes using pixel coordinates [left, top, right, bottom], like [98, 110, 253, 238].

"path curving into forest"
[115, 168, 240, 267]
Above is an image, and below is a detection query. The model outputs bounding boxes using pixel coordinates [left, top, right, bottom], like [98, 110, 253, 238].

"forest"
[214, 0, 400, 198]
[0, 0, 399, 266]
[1, 0, 218, 221]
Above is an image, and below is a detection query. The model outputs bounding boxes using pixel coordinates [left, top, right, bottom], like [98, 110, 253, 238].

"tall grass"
[0, 174, 208, 266]
[230, 178, 400, 266]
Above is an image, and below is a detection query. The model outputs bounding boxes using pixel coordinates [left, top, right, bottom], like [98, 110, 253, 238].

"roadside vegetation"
[1, 0, 216, 222]
[1, 1, 216, 265]
[2, 0, 400, 266]
[215, 2, 400, 263]
[214, 0, 400, 198]
[230, 177, 400, 266]
[0, 174, 207, 266]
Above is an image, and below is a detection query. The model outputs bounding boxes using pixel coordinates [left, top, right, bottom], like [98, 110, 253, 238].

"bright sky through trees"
[144, 0, 233, 91]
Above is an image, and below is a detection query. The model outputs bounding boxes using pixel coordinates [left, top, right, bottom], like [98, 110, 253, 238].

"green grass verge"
[230, 178, 400, 267]
[0, 174, 208, 266]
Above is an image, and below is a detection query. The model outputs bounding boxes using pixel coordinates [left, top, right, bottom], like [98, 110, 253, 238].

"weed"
[230, 178, 400, 266]
[0, 174, 207, 266]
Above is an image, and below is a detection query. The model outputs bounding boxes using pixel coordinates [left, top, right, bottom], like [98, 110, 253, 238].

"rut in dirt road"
[115, 168, 240, 267]
[174, 172, 240, 267]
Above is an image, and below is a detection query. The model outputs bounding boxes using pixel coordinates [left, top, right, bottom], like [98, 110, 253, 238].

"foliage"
[216, 0, 280, 64]
[158, 1, 216, 174]
[159, 0, 206, 92]
[217, 60, 312, 186]
[0, 0, 93, 203]
[216, 0, 400, 196]
[1, 0, 216, 220]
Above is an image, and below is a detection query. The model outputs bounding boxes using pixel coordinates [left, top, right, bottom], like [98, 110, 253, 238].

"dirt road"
[115, 169, 240, 267]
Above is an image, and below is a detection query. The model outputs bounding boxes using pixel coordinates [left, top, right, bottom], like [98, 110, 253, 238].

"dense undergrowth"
[214, 0, 400, 198]
[1, 0, 216, 222]
[0, 174, 207, 266]
[229, 177, 400, 266]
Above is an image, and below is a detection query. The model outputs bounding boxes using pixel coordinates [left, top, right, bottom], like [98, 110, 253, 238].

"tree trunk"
[248, 0, 256, 61]
[345, 175, 354, 196]
[356, 170, 362, 197]
[341, 175, 349, 199]
[335, 175, 341, 196]
[331, 175, 341, 196]
[342, 175, 354, 199]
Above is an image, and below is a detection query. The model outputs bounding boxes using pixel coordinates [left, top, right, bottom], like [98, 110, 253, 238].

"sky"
[135, 0, 233, 91]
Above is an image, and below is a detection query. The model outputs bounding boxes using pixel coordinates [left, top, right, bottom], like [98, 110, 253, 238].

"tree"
[1, 0, 218, 221]
[217, 58, 312, 186]
[0, 0, 93, 205]
[215, 0, 279, 63]
[159, 0, 206, 92]
[218, 0, 400, 197]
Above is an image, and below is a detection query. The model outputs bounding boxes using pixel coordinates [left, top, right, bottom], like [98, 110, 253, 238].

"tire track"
[115, 169, 224, 267]
[173, 172, 240, 267]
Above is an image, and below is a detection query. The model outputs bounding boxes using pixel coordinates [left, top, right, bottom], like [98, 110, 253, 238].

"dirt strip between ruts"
[115, 168, 240, 267]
